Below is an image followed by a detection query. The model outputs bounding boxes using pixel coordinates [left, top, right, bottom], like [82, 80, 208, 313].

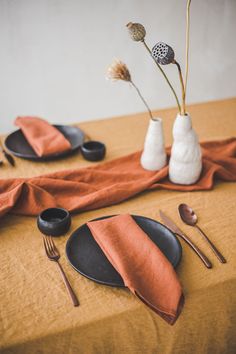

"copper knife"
[159, 210, 212, 269]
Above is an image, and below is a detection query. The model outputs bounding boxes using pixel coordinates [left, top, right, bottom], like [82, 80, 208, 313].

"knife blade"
[159, 210, 212, 269]
[160, 210, 185, 235]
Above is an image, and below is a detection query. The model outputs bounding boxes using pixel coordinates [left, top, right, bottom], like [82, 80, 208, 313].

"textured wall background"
[0, 0, 235, 132]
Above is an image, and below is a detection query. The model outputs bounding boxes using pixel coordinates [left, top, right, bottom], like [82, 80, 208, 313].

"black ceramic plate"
[4, 125, 84, 161]
[66, 215, 182, 288]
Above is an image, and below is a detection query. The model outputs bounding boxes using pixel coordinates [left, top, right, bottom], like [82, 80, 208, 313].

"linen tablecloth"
[0, 98, 236, 354]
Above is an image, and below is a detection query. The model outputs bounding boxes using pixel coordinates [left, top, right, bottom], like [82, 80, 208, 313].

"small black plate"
[66, 215, 182, 288]
[5, 125, 85, 161]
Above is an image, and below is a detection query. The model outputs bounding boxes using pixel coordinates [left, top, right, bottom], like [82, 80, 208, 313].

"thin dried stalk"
[173, 60, 186, 115]
[142, 40, 181, 113]
[130, 80, 154, 120]
[184, 0, 192, 99]
[107, 59, 154, 120]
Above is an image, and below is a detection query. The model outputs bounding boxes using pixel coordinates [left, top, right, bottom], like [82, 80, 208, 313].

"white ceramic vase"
[169, 113, 202, 185]
[141, 118, 167, 171]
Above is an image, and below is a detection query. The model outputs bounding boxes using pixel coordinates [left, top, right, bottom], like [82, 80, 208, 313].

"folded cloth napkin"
[87, 214, 184, 325]
[0, 138, 236, 218]
[15, 116, 72, 157]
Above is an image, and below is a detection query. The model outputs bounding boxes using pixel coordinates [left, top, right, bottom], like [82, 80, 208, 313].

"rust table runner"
[0, 138, 235, 218]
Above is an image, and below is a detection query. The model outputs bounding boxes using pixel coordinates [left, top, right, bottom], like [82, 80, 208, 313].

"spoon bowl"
[178, 203, 198, 226]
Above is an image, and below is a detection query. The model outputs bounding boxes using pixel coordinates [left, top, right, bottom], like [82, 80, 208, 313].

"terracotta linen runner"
[0, 138, 235, 218]
[15, 116, 72, 157]
[87, 214, 184, 325]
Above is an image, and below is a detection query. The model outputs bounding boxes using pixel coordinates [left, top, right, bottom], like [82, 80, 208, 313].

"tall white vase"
[169, 113, 202, 185]
[141, 118, 167, 171]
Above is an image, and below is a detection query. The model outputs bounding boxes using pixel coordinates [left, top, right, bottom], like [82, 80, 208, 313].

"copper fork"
[43, 235, 79, 306]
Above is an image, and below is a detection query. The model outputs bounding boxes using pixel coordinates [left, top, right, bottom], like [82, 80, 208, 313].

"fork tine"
[49, 236, 59, 254]
[47, 236, 56, 256]
[43, 237, 50, 257]
[44, 236, 55, 257]
[45, 235, 54, 255]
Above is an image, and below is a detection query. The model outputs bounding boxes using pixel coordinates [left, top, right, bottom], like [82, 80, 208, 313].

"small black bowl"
[81, 141, 106, 162]
[37, 207, 71, 237]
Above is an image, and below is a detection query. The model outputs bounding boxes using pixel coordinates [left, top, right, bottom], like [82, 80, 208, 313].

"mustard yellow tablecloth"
[0, 99, 236, 354]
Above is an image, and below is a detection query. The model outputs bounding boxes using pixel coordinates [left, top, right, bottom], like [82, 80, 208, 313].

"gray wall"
[0, 0, 236, 133]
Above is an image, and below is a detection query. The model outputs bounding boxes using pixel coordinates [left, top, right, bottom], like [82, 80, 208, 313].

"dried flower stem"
[107, 59, 154, 121]
[185, 0, 192, 99]
[173, 60, 186, 115]
[142, 39, 181, 113]
[130, 80, 154, 120]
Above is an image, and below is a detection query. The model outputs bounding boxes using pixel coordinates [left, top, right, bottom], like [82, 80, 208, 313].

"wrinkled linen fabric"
[0, 138, 235, 218]
[87, 214, 184, 325]
[15, 116, 72, 156]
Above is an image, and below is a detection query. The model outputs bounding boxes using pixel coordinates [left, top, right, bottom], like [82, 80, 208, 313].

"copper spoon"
[178, 204, 226, 264]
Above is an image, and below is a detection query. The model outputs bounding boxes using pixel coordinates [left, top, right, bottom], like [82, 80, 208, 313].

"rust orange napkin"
[0, 138, 236, 218]
[87, 214, 184, 325]
[15, 116, 72, 157]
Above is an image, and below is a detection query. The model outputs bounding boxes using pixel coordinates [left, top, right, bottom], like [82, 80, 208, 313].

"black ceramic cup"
[37, 207, 71, 237]
[81, 141, 106, 162]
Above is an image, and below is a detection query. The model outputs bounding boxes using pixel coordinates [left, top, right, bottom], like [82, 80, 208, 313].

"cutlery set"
[160, 203, 226, 269]
[159, 210, 213, 269]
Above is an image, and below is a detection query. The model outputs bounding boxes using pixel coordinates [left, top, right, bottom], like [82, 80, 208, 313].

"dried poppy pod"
[152, 42, 175, 65]
[126, 22, 146, 42]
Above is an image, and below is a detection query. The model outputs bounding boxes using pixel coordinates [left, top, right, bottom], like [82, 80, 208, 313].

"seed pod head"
[106, 59, 131, 82]
[152, 42, 175, 65]
[126, 22, 146, 42]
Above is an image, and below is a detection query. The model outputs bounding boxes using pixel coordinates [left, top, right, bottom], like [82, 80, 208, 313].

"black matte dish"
[5, 125, 84, 161]
[81, 141, 106, 161]
[66, 214, 182, 287]
[37, 208, 71, 237]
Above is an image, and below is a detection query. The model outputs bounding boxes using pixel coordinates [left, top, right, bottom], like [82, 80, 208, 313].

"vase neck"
[151, 117, 162, 123]
[173, 113, 192, 137]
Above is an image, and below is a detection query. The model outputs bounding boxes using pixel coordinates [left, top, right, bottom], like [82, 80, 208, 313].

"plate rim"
[4, 124, 85, 161]
[66, 214, 182, 288]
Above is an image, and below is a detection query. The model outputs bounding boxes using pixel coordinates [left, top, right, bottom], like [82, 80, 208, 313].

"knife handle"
[175, 232, 212, 269]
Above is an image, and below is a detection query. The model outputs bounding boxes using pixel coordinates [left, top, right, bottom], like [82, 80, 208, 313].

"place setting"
[34, 197, 227, 326]
[0, 0, 233, 323]
[1, 1, 236, 353]
[2, 115, 106, 163]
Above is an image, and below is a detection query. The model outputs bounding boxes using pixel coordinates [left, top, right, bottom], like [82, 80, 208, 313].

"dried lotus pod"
[126, 22, 146, 41]
[152, 42, 175, 65]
